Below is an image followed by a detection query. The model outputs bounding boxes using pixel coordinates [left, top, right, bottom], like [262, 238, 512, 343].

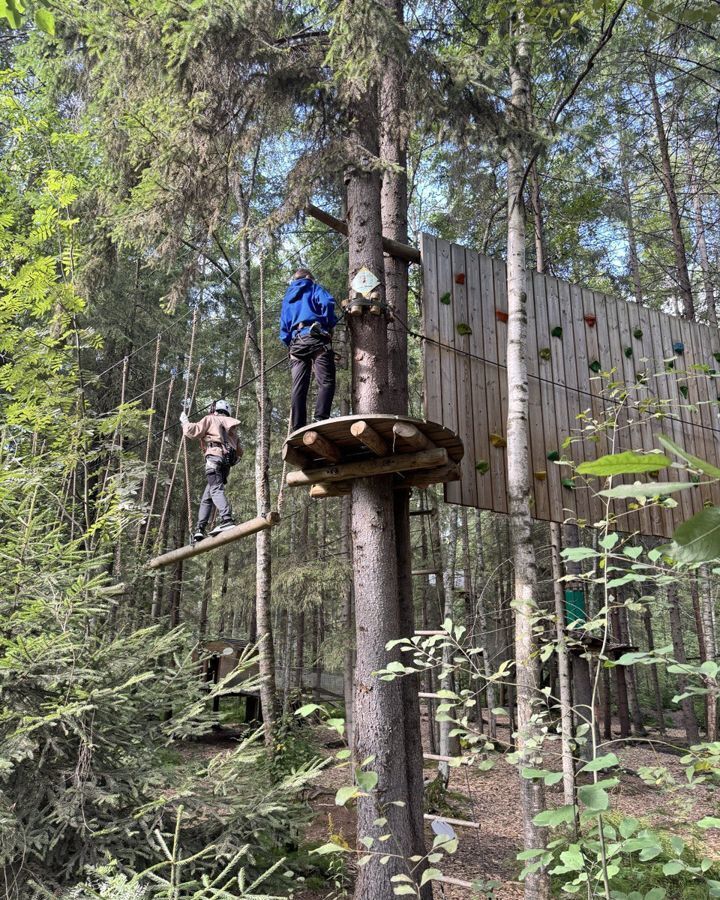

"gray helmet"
[214, 399, 231, 416]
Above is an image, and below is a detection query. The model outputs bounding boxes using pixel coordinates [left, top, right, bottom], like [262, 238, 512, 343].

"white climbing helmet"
[214, 399, 231, 416]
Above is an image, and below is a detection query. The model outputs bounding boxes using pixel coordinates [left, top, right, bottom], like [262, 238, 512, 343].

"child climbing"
[279, 267, 337, 431]
[180, 399, 243, 543]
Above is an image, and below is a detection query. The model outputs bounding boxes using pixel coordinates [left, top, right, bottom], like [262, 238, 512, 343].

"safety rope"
[182, 309, 199, 539]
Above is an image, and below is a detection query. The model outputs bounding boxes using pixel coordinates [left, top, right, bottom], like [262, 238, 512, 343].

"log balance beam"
[148, 512, 279, 570]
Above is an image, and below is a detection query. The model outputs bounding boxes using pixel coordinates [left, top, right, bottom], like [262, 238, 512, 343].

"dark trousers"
[197, 456, 231, 527]
[289, 337, 336, 431]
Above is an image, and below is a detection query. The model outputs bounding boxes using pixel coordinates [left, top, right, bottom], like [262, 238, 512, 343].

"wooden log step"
[148, 513, 279, 569]
[309, 482, 352, 498]
[282, 443, 309, 468]
[350, 420, 389, 456]
[423, 814, 480, 830]
[418, 692, 451, 699]
[414, 630, 445, 636]
[409, 508, 433, 516]
[436, 876, 477, 888]
[393, 421, 436, 451]
[285, 447, 448, 486]
[411, 568, 441, 576]
[302, 430, 342, 463]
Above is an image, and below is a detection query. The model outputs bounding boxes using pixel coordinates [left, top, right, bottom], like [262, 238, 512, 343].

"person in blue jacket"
[279, 268, 337, 430]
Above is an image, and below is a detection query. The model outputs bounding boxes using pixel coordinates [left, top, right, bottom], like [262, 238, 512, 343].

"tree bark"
[347, 83, 425, 898]
[647, 62, 694, 319]
[667, 586, 700, 744]
[549, 522, 576, 806]
[699, 566, 718, 741]
[643, 605, 665, 735]
[506, 21, 549, 897]
[619, 164, 644, 305]
[684, 134, 717, 326]
[474, 511, 497, 739]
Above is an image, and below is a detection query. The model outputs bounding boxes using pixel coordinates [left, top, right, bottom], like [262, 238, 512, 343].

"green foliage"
[576, 451, 671, 477]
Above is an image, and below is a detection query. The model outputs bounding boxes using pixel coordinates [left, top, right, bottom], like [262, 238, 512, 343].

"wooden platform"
[282, 415, 464, 495]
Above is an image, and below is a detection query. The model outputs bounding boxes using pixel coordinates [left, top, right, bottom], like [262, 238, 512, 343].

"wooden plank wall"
[420, 233, 720, 539]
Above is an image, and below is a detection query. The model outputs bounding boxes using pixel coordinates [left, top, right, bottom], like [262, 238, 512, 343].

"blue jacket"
[279, 278, 337, 346]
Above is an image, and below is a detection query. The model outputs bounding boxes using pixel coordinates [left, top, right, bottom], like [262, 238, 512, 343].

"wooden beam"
[148, 513, 279, 569]
[302, 430, 342, 463]
[392, 421, 436, 451]
[411, 568, 441, 576]
[309, 482, 351, 498]
[409, 508, 433, 516]
[307, 203, 422, 265]
[414, 630, 445, 636]
[285, 447, 448, 486]
[423, 814, 480, 830]
[436, 876, 477, 889]
[350, 420, 389, 456]
[282, 443, 309, 468]
[398, 463, 461, 488]
[423, 752, 470, 763]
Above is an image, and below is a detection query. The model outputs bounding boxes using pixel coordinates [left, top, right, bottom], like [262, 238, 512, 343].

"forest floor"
[189, 709, 720, 899]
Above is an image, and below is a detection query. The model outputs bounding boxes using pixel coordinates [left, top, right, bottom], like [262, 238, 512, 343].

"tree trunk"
[667, 586, 700, 744]
[647, 63, 694, 319]
[619, 165, 644, 305]
[438, 505, 459, 786]
[699, 566, 718, 741]
[506, 22, 549, 897]
[619, 605, 646, 736]
[474, 511, 497, 739]
[347, 85, 425, 897]
[549, 522, 576, 806]
[643, 605, 665, 735]
[199, 558, 213, 642]
[684, 133, 717, 326]
[610, 606, 631, 738]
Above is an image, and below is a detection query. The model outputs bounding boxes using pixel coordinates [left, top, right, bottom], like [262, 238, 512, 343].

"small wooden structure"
[282, 414, 464, 497]
[196, 637, 262, 720]
[148, 512, 279, 570]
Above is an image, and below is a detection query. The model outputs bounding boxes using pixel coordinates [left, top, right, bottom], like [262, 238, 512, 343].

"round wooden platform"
[282, 414, 464, 495]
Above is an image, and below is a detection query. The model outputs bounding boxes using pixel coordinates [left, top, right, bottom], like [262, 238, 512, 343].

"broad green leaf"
[335, 784, 360, 806]
[579, 753, 620, 773]
[662, 860, 684, 876]
[578, 783, 609, 811]
[577, 451, 671, 477]
[312, 842, 346, 855]
[34, 6, 54, 34]
[669, 507, 720, 564]
[296, 703, 322, 717]
[639, 845, 663, 861]
[697, 817, 720, 829]
[561, 547, 598, 561]
[599, 482, 695, 499]
[644, 890, 666, 900]
[421, 868, 443, 886]
[356, 769, 378, 792]
[533, 804, 576, 827]
[393, 887, 417, 896]
[701, 661, 719, 679]
[658, 434, 720, 478]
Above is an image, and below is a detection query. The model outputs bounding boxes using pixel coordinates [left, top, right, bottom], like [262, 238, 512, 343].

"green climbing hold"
[547, 450, 560, 462]
[624, 347, 633, 358]
[551, 326, 563, 338]
[539, 347, 552, 361]
[456, 322, 472, 336]
[665, 360, 675, 371]
[679, 384, 688, 398]
[633, 328, 643, 339]
[561, 478, 575, 490]
[476, 459, 490, 475]
[714, 352, 720, 364]
[636, 371, 647, 384]
[589, 360, 601, 373]
[440, 292, 451, 305]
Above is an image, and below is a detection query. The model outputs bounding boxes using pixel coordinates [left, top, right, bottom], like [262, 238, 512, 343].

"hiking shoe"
[193, 525, 207, 544]
[210, 518, 235, 535]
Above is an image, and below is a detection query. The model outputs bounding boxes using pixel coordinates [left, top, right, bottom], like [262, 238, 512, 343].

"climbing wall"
[421, 233, 720, 539]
